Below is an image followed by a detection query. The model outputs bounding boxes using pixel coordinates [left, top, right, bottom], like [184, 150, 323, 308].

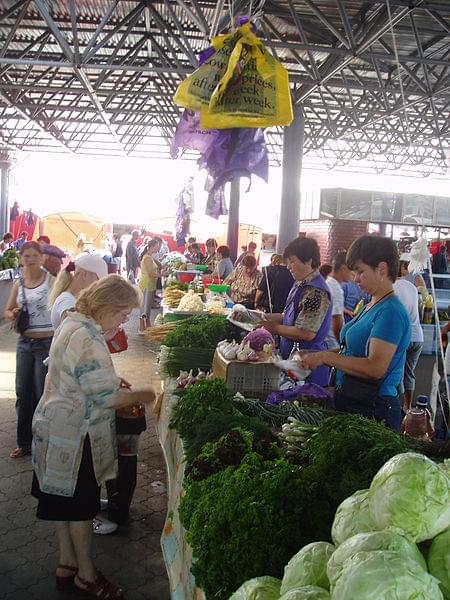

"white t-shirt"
[393, 279, 424, 343]
[51, 291, 76, 330]
[325, 276, 345, 350]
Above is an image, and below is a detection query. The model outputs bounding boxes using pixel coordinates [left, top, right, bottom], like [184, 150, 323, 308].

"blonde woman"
[48, 254, 108, 330]
[4, 241, 54, 459]
[32, 275, 155, 599]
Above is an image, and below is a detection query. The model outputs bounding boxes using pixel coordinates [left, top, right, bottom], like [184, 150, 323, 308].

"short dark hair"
[347, 235, 399, 281]
[145, 239, 160, 252]
[205, 238, 217, 249]
[217, 245, 230, 258]
[319, 264, 332, 278]
[283, 237, 321, 269]
[3, 232, 13, 241]
[242, 254, 257, 268]
[332, 251, 348, 272]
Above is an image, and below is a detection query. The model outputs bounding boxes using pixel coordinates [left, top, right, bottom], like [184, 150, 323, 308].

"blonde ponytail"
[48, 269, 73, 308]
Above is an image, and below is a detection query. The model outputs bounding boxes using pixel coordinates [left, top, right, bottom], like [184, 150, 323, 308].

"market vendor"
[301, 235, 411, 431]
[259, 237, 332, 386]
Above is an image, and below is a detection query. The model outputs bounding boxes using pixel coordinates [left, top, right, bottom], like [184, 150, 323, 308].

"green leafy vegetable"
[327, 530, 427, 587]
[229, 576, 281, 600]
[368, 452, 450, 542]
[280, 542, 335, 594]
[163, 314, 226, 348]
[183, 411, 277, 465]
[330, 551, 443, 599]
[179, 453, 323, 600]
[300, 414, 416, 505]
[331, 489, 377, 546]
[427, 528, 450, 599]
[169, 378, 235, 445]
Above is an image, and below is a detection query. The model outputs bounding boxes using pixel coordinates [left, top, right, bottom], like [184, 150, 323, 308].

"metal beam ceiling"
[0, 0, 448, 176]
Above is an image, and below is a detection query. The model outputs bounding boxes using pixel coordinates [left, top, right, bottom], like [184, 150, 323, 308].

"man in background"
[126, 230, 140, 283]
[42, 244, 66, 276]
[325, 251, 352, 351]
[235, 241, 257, 267]
[13, 231, 28, 251]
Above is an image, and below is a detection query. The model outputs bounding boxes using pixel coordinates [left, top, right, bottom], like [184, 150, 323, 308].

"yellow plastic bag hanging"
[173, 23, 293, 129]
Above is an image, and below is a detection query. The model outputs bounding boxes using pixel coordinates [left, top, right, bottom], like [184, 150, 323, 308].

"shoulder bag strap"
[19, 277, 28, 310]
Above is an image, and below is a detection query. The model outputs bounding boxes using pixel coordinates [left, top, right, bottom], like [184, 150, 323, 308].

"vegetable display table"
[156, 379, 205, 600]
[0, 270, 15, 318]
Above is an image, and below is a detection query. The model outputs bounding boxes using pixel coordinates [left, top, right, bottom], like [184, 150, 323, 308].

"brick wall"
[300, 219, 368, 263]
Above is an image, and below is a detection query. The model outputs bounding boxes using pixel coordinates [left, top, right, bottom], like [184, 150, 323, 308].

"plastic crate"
[212, 350, 280, 398]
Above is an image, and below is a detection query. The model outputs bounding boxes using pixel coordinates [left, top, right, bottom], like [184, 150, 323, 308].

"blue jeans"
[334, 393, 402, 431]
[15, 336, 52, 449]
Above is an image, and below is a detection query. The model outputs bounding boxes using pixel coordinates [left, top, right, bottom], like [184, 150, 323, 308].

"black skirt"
[32, 437, 100, 521]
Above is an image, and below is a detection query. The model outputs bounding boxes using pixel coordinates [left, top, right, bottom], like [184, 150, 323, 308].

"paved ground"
[0, 313, 170, 600]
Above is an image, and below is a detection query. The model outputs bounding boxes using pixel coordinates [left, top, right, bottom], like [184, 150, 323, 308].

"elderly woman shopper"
[225, 254, 262, 308]
[48, 253, 108, 330]
[4, 241, 54, 459]
[302, 235, 411, 431]
[32, 275, 155, 599]
[260, 237, 332, 386]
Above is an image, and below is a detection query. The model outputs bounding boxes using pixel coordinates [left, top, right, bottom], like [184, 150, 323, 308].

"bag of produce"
[427, 528, 450, 599]
[368, 453, 450, 542]
[229, 576, 281, 599]
[330, 551, 443, 599]
[327, 530, 426, 587]
[174, 22, 292, 129]
[280, 542, 335, 594]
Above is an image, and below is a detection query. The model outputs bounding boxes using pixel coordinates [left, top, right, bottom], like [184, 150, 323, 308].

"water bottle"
[400, 395, 432, 441]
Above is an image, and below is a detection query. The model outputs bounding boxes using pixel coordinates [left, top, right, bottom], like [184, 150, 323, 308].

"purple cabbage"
[242, 328, 275, 352]
[266, 383, 331, 406]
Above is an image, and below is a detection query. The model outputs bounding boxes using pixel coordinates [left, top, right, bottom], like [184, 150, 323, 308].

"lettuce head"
[229, 576, 281, 600]
[331, 551, 443, 599]
[331, 489, 377, 546]
[368, 453, 450, 542]
[327, 530, 427, 586]
[279, 586, 330, 599]
[280, 542, 335, 594]
[428, 528, 450, 599]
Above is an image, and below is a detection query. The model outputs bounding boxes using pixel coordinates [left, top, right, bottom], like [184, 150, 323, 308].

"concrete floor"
[0, 316, 170, 600]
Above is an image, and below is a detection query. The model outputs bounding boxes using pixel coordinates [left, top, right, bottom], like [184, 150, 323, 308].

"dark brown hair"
[346, 235, 399, 282]
[283, 237, 321, 269]
[217, 245, 230, 258]
[242, 254, 257, 268]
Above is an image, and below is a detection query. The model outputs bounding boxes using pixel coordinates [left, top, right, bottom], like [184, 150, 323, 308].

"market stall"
[148, 270, 450, 599]
[0, 248, 19, 317]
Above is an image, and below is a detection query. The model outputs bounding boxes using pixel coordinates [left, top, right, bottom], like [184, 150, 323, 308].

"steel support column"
[277, 107, 304, 253]
[227, 178, 240, 264]
[0, 158, 11, 235]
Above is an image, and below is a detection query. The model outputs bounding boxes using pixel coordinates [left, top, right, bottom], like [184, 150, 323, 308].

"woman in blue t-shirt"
[302, 236, 411, 431]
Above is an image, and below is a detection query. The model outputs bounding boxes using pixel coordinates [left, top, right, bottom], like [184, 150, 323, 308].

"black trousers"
[106, 455, 137, 525]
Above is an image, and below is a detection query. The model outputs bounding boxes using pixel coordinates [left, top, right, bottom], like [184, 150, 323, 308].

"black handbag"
[338, 373, 381, 404]
[14, 278, 30, 334]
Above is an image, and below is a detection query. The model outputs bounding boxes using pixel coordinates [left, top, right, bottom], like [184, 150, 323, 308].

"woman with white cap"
[48, 254, 108, 330]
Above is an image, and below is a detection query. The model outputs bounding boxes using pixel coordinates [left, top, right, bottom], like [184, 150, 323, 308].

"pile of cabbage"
[230, 453, 450, 600]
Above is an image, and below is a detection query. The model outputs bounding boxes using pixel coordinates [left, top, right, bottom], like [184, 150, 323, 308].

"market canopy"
[0, 0, 449, 176]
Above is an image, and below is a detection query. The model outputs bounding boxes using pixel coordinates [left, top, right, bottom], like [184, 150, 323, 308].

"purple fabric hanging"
[205, 180, 228, 219]
[170, 110, 220, 160]
[174, 182, 194, 247]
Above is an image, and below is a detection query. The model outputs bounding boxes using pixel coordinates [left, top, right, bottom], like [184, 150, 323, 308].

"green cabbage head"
[368, 453, 450, 542]
[327, 530, 427, 586]
[279, 586, 330, 599]
[280, 542, 335, 594]
[331, 550, 443, 599]
[229, 576, 281, 600]
[331, 489, 377, 546]
[428, 528, 450, 599]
